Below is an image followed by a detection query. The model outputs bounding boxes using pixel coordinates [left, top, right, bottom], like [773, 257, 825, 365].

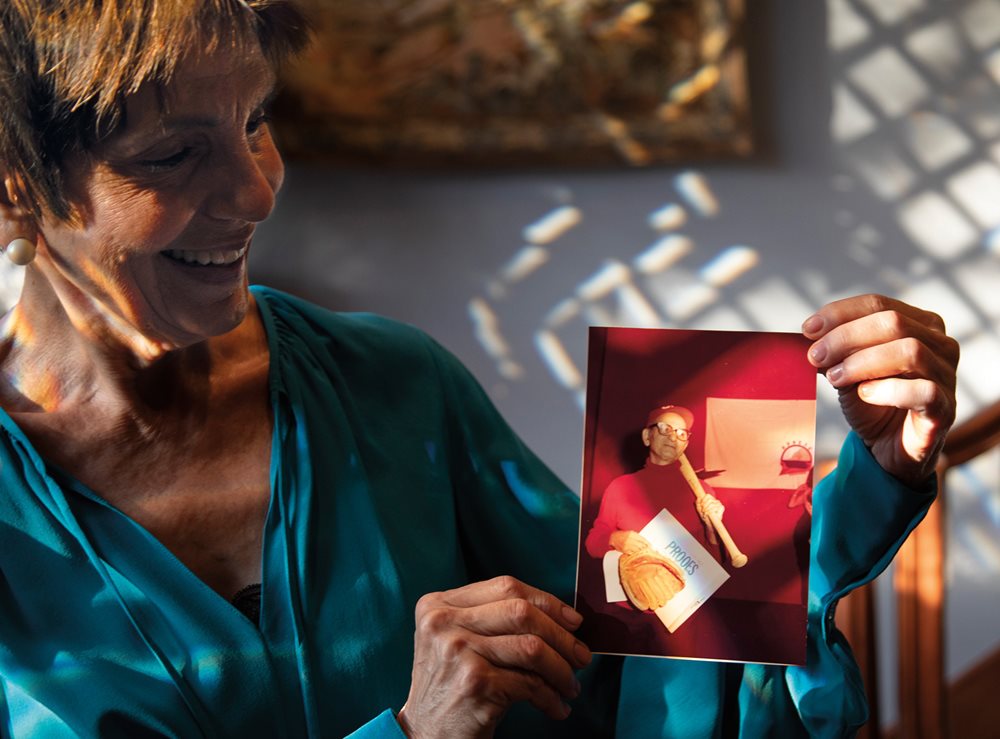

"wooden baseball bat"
[677, 453, 749, 568]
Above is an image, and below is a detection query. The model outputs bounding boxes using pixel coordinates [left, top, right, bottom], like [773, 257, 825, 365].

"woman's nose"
[206, 143, 283, 224]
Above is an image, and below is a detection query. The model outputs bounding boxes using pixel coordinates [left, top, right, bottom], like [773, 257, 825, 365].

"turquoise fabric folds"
[0, 286, 590, 737]
[0, 286, 934, 737]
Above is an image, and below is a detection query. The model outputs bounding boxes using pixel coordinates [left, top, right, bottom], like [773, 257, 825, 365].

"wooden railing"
[834, 398, 1000, 739]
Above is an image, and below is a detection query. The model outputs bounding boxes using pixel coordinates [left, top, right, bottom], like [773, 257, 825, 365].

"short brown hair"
[0, 0, 310, 221]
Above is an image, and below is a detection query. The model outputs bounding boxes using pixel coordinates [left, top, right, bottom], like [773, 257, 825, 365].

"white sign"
[603, 508, 730, 632]
[704, 397, 815, 490]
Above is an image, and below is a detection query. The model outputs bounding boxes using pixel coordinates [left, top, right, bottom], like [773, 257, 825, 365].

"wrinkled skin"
[0, 42, 282, 600]
[641, 411, 689, 466]
[802, 294, 959, 486]
[397, 576, 591, 739]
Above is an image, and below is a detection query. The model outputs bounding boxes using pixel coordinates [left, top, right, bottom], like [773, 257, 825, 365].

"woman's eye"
[247, 112, 271, 136]
[139, 147, 193, 172]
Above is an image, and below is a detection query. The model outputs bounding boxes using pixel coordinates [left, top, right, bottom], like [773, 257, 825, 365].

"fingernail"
[561, 701, 572, 718]
[802, 314, 824, 334]
[826, 364, 844, 385]
[574, 640, 592, 666]
[809, 343, 827, 364]
[858, 382, 872, 399]
[572, 677, 582, 697]
[562, 606, 583, 627]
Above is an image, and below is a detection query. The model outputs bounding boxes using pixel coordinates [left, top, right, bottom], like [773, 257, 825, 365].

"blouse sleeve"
[421, 330, 937, 739]
[615, 432, 937, 738]
[781, 431, 937, 736]
[344, 710, 408, 739]
[422, 334, 581, 602]
[421, 334, 621, 738]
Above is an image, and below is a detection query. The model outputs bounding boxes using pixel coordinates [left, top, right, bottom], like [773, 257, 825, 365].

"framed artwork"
[274, 0, 752, 166]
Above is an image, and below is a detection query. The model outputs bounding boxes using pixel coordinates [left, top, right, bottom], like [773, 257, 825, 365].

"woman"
[0, 1, 960, 737]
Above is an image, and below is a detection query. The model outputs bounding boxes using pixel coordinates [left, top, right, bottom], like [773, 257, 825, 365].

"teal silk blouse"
[0, 286, 934, 737]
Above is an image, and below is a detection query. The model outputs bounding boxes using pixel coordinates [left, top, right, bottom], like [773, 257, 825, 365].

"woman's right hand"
[396, 575, 592, 739]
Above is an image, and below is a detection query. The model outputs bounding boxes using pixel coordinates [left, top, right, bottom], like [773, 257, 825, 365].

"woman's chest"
[18, 401, 274, 598]
[98, 420, 274, 598]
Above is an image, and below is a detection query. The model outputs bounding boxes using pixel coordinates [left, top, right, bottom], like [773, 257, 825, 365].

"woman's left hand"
[803, 294, 960, 486]
[396, 576, 590, 738]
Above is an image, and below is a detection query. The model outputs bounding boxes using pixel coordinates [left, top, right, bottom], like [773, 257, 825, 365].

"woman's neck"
[0, 267, 262, 425]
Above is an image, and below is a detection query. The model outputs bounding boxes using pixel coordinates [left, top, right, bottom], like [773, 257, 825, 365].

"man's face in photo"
[642, 411, 690, 466]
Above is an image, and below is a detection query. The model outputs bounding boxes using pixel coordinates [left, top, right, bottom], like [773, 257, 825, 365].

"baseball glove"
[618, 549, 686, 611]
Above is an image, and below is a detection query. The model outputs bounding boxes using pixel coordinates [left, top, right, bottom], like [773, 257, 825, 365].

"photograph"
[575, 326, 816, 665]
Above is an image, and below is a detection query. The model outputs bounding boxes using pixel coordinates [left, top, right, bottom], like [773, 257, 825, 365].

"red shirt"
[584, 460, 719, 558]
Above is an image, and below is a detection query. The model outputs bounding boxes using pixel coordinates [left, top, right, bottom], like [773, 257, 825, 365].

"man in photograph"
[584, 404, 726, 611]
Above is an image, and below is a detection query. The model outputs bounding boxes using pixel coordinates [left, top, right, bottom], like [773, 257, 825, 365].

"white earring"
[4, 237, 36, 266]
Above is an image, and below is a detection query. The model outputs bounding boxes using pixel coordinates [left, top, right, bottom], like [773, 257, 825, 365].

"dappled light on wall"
[829, 0, 1000, 417]
[467, 170, 771, 412]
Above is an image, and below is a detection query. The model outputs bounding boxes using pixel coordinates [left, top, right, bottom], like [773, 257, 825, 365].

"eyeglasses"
[649, 422, 690, 441]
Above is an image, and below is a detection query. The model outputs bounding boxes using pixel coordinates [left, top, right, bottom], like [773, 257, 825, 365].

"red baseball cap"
[645, 404, 694, 429]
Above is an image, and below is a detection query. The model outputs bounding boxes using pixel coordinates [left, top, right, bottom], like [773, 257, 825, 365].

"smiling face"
[642, 411, 691, 466]
[32, 41, 283, 349]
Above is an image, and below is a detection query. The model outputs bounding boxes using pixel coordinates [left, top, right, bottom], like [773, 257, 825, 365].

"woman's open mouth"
[162, 246, 248, 266]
